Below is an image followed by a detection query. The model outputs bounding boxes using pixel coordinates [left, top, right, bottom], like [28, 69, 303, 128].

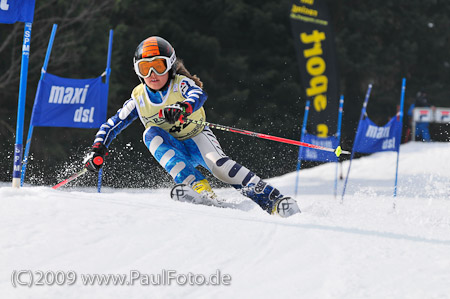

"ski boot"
[192, 179, 217, 199]
[171, 179, 223, 207]
[241, 180, 300, 217]
[192, 179, 225, 207]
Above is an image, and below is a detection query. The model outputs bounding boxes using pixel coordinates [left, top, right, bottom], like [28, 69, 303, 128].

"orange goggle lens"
[137, 59, 168, 77]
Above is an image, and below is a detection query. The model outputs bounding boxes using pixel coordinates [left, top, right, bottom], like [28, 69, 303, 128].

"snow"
[1, 142, 450, 299]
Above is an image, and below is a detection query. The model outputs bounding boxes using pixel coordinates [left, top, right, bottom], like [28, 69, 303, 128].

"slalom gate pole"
[393, 78, 406, 202]
[12, 23, 33, 188]
[52, 168, 88, 190]
[97, 29, 114, 193]
[334, 95, 344, 199]
[294, 100, 310, 197]
[341, 84, 373, 202]
[21, 24, 58, 186]
[97, 168, 103, 193]
[185, 119, 351, 157]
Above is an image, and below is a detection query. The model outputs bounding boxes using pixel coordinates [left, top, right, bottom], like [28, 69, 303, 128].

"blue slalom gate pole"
[393, 78, 406, 200]
[12, 22, 33, 188]
[334, 95, 344, 198]
[21, 24, 58, 186]
[294, 100, 310, 197]
[105, 29, 113, 83]
[97, 29, 114, 193]
[341, 84, 373, 202]
[97, 168, 103, 193]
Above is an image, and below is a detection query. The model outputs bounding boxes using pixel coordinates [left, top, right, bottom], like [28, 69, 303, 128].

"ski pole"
[185, 119, 351, 157]
[52, 168, 88, 189]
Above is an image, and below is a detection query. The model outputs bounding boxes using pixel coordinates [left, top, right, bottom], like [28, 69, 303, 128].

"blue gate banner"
[353, 116, 402, 153]
[0, 0, 35, 24]
[299, 133, 339, 162]
[31, 73, 108, 128]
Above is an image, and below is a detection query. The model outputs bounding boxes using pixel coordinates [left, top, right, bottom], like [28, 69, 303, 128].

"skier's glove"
[84, 142, 108, 172]
[159, 102, 192, 124]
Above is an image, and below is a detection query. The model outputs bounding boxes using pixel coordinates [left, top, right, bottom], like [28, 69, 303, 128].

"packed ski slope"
[1, 142, 449, 299]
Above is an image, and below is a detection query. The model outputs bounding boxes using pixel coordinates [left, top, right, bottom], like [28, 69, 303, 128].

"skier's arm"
[179, 77, 208, 112]
[160, 78, 208, 124]
[93, 99, 139, 147]
[85, 99, 138, 172]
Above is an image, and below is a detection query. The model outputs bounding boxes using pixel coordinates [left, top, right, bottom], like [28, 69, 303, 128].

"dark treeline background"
[1, 0, 449, 187]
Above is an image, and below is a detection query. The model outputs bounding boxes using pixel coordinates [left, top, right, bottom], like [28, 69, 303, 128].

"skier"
[84, 36, 300, 217]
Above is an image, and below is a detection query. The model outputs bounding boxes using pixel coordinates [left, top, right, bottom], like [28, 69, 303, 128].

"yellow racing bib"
[131, 75, 206, 140]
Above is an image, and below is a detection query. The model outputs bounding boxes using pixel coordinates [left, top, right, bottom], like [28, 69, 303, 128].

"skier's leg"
[422, 124, 431, 142]
[143, 126, 205, 186]
[416, 123, 431, 141]
[191, 127, 298, 215]
[415, 123, 423, 141]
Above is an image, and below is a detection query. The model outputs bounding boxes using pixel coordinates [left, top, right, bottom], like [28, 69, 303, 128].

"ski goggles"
[134, 52, 176, 78]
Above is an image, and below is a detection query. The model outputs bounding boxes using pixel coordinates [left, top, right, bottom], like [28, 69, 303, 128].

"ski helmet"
[133, 36, 177, 80]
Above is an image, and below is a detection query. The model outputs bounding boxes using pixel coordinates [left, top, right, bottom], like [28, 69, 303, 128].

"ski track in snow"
[1, 142, 450, 299]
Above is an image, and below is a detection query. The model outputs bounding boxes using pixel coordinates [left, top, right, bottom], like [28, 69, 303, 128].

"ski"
[272, 197, 301, 217]
[170, 184, 301, 217]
